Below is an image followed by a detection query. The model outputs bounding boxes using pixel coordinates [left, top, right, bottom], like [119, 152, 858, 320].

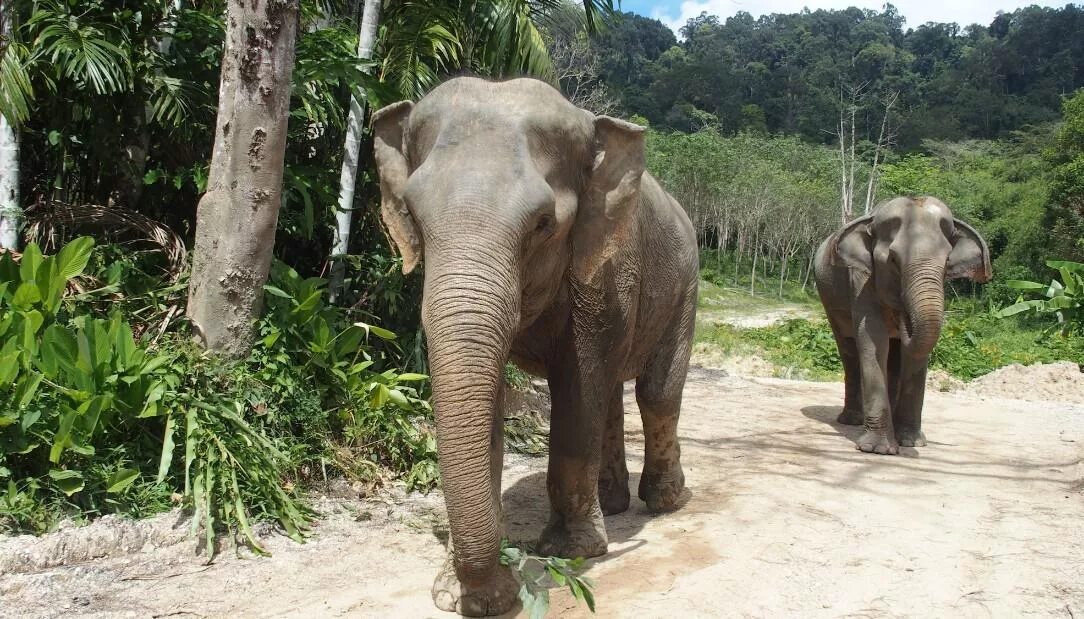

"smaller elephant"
[813, 197, 991, 455]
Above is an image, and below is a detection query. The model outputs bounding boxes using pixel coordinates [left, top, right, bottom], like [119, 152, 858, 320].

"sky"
[615, 0, 1070, 34]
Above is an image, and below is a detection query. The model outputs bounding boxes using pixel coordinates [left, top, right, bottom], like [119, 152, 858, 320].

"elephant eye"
[535, 214, 554, 233]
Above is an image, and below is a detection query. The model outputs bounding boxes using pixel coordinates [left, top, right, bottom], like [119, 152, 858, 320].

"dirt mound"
[926, 368, 964, 393]
[963, 361, 1084, 403]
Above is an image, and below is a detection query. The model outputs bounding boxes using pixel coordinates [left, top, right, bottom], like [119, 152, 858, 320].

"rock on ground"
[2, 366, 1083, 618]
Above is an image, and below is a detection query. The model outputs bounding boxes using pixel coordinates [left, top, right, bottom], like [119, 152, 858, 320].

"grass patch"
[695, 298, 1084, 382]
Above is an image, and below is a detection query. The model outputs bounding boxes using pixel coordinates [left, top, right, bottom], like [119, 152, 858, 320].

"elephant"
[813, 196, 991, 455]
[371, 77, 698, 616]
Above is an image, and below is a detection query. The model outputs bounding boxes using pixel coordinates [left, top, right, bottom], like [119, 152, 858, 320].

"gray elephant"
[372, 77, 698, 616]
[813, 197, 991, 455]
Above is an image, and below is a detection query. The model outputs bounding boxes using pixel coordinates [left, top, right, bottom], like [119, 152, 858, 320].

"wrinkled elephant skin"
[813, 196, 991, 455]
[371, 77, 699, 616]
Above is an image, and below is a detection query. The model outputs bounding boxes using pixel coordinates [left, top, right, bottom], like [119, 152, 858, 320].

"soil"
[3, 364, 1083, 618]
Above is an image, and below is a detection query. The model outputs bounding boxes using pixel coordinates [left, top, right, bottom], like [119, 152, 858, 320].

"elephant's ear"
[572, 116, 646, 283]
[830, 215, 874, 274]
[372, 100, 422, 274]
[947, 219, 992, 283]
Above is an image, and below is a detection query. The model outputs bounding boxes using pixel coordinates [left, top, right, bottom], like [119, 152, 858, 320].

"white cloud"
[651, 0, 1063, 35]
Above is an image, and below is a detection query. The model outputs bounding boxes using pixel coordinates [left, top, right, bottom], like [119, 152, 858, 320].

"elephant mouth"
[900, 313, 915, 344]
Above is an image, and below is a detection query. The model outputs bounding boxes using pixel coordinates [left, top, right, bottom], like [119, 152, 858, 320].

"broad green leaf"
[39, 323, 78, 378]
[157, 414, 176, 483]
[48, 469, 85, 496]
[1005, 280, 1046, 290]
[387, 388, 410, 409]
[18, 243, 42, 282]
[0, 351, 20, 385]
[50, 406, 78, 463]
[1045, 260, 1084, 272]
[11, 282, 41, 309]
[105, 468, 140, 494]
[354, 321, 397, 340]
[995, 300, 1045, 317]
[14, 371, 43, 408]
[263, 285, 292, 299]
[396, 373, 429, 382]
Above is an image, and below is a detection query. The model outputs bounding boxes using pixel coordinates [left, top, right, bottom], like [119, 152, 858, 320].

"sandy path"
[3, 366, 1083, 618]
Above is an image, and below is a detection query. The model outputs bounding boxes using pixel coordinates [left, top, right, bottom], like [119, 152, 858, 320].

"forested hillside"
[548, 4, 1084, 281]
[590, 4, 1084, 145]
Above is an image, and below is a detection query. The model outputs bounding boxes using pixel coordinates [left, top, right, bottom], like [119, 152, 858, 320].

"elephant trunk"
[901, 258, 945, 359]
[422, 241, 520, 588]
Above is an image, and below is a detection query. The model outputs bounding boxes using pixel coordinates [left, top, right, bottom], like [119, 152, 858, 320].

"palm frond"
[0, 40, 33, 125]
[27, 0, 131, 95]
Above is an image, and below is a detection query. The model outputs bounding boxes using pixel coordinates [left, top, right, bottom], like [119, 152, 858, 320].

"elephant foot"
[897, 426, 927, 447]
[598, 476, 630, 516]
[537, 508, 608, 559]
[638, 465, 686, 512]
[431, 556, 519, 617]
[856, 429, 899, 455]
[837, 408, 864, 425]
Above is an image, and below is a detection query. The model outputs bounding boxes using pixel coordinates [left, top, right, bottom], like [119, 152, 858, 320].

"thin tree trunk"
[801, 251, 814, 292]
[864, 90, 898, 215]
[0, 8, 19, 250]
[750, 228, 759, 296]
[187, 0, 300, 356]
[0, 112, 18, 250]
[330, 0, 382, 300]
[778, 254, 787, 298]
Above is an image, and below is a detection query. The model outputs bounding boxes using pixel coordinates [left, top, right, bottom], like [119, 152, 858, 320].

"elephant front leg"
[893, 354, 929, 447]
[537, 363, 610, 559]
[854, 302, 899, 455]
[598, 382, 630, 516]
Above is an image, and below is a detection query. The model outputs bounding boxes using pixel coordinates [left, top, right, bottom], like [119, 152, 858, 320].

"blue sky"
[617, 0, 1069, 34]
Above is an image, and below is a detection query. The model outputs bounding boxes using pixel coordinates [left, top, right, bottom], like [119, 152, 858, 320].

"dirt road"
[3, 366, 1083, 618]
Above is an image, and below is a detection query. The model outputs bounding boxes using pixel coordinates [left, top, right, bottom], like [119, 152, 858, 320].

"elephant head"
[831, 196, 991, 358]
[371, 77, 646, 614]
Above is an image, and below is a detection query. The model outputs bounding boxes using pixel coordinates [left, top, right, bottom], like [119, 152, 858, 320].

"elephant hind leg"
[598, 382, 630, 516]
[826, 314, 863, 425]
[635, 293, 693, 513]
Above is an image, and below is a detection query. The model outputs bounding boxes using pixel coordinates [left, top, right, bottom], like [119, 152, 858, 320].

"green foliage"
[935, 302, 1084, 379]
[997, 260, 1084, 336]
[0, 241, 436, 545]
[592, 5, 1084, 146]
[744, 319, 843, 380]
[1044, 89, 1084, 263]
[500, 541, 596, 618]
[0, 238, 177, 530]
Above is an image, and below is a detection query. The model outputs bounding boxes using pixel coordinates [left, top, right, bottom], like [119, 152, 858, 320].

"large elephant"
[372, 77, 698, 616]
[813, 197, 991, 455]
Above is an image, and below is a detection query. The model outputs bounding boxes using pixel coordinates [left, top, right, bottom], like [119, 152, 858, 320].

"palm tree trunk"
[187, 0, 300, 356]
[0, 112, 18, 250]
[330, 0, 382, 301]
[0, 10, 19, 250]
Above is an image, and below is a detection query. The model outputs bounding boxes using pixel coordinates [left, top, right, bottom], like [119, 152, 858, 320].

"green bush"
[996, 260, 1084, 336]
[744, 319, 842, 379]
[1, 240, 437, 547]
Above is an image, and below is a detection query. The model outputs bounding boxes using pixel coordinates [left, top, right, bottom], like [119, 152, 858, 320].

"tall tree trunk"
[187, 0, 300, 356]
[863, 90, 898, 215]
[0, 10, 20, 250]
[329, 0, 382, 301]
[0, 115, 18, 250]
[801, 251, 814, 292]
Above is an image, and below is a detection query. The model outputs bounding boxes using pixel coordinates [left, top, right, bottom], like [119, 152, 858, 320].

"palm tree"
[0, 3, 28, 249]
